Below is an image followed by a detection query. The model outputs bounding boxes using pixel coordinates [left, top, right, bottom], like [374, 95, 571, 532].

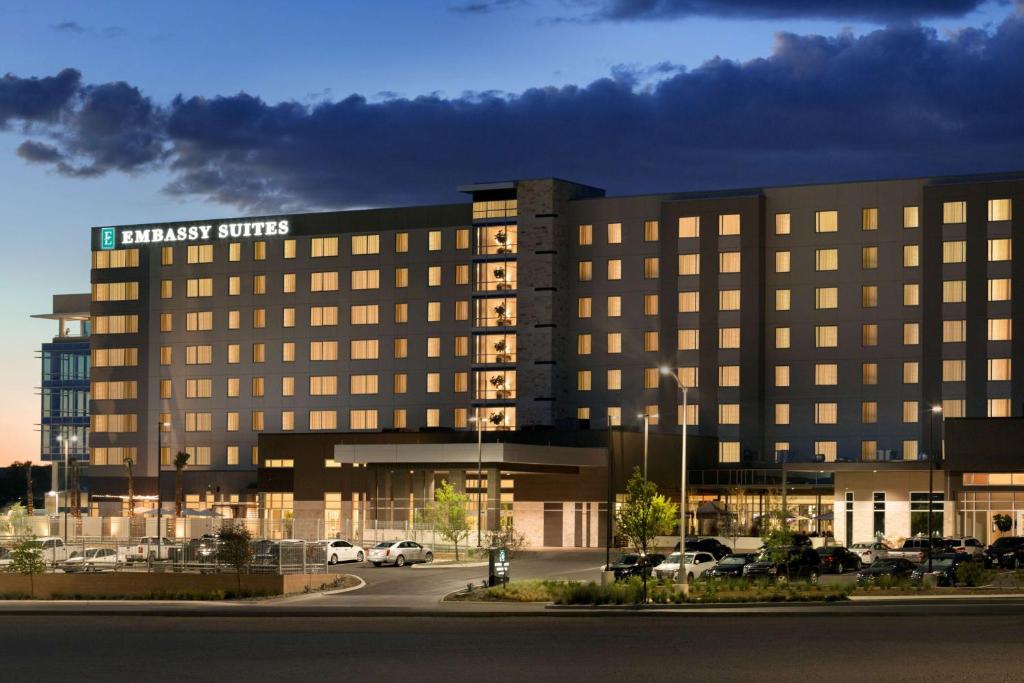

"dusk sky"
[3, 0, 1022, 464]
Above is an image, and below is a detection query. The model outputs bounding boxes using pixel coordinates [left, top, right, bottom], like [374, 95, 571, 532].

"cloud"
[8, 15, 1024, 211]
[50, 20, 127, 38]
[52, 20, 87, 33]
[449, 0, 526, 14]
[570, 0, 999, 22]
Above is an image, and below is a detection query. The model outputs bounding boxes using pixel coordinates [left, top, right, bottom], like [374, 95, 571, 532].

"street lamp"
[56, 430, 77, 546]
[157, 420, 169, 561]
[660, 366, 689, 595]
[926, 404, 942, 572]
[637, 411, 658, 481]
[469, 409, 484, 547]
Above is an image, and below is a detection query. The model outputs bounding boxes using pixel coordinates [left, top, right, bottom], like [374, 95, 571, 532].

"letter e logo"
[100, 227, 116, 250]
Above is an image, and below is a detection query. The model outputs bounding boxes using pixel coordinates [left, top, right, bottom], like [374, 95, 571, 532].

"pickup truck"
[887, 538, 953, 563]
[126, 537, 177, 562]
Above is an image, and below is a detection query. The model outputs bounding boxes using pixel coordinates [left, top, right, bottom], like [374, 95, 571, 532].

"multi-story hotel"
[84, 173, 1024, 545]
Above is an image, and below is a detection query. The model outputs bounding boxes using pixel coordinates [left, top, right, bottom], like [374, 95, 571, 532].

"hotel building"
[84, 173, 1024, 545]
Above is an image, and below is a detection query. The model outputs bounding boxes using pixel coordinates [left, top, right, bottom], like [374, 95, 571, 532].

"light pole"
[469, 409, 483, 547]
[157, 420, 168, 560]
[926, 405, 942, 572]
[57, 429, 76, 545]
[660, 366, 689, 595]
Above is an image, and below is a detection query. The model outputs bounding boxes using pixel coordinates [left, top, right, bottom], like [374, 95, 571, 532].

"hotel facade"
[83, 173, 1024, 545]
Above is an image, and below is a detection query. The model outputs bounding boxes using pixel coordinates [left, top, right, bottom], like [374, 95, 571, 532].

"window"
[427, 266, 442, 286]
[160, 313, 172, 332]
[862, 362, 878, 385]
[775, 251, 790, 273]
[988, 198, 1012, 221]
[92, 248, 140, 269]
[186, 244, 213, 264]
[942, 400, 965, 418]
[252, 274, 266, 295]
[607, 296, 621, 317]
[607, 222, 622, 244]
[643, 257, 659, 279]
[428, 230, 442, 251]
[678, 291, 699, 313]
[393, 373, 408, 394]
[988, 318, 1012, 341]
[456, 264, 470, 285]
[718, 365, 740, 387]
[252, 343, 265, 363]
[862, 208, 878, 230]
[350, 375, 379, 395]
[943, 359, 966, 382]
[351, 304, 379, 325]
[775, 213, 791, 235]
[775, 289, 791, 311]
[718, 404, 740, 425]
[989, 238, 1012, 261]
[392, 338, 406, 359]
[185, 378, 212, 398]
[93, 315, 139, 334]
[775, 327, 790, 349]
[185, 345, 213, 365]
[310, 306, 339, 327]
[578, 261, 592, 281]
[678, 329, 699, 350]
[578, 224, 593, 245]
[719, 327, 740, 349]
[228, 276, 241, 296]
[903, 362, 919, 384]
[350, 409, 378, 430]
[253, 241, 266, 260]
[862, 402, 877, 424]
[426, 337, 441, 357]
[577, 334, 591, 355]
[281, 377, 294, 396]
[943, 280, 967, 303]
[607, 332, 622, 353]
[904, 205, 920, 228]
[989, 358, 1012, 381]
[943, 201, 966, 224]
[814, 363, 838, 386]
[394, 302, 408, 323]
[352, 269, 381, 290]
[903, 284, 920, 306]
[678, 254, 700, 275]
[351, 339, 379, 360]
[718, 442, 740, 463]
[607, 369, 622, 391]
[92, 348, 139, 367]
[456, 228, 470, 249]
[473, 199, 517, 219]
[862, 246, 878, 269]
[718, 290, 740, 311]
[943, 241, 967, 263]
[607, 259, 622, 280]
[577, 370, 592, 391]
[989, 278, 1012, 302]
[678, 216, 700, 238]
[943, 320, 966, 343]
[309, 410, 338, 430]
[251, 376, 265, 397]
[718, 214, 740, 236]
[815, 287, 838, 309]
[814, 403, 837, 424]
[252, 308, 266, 328]
[988, 399, 1012, 418]
[160, 280, 173, 299]
[815, 325, 838, 348]
[283, 273, 296, 293]
[815, 210, 838, 233]
[283, 239, 296, 259]
[815, 248, 838, 271]
[903, 245, 919, 268]
[862, 286, 878, 308]
[719, 252, 740, 273]
[310, 340, 340, 361]
[351, 234, 380, 255]
[775, 365, 790, 387]
[643, 220, 659, 241]
[643, 295, 658, 316]
[577, 297, 592, 318]
[394, 232, 409, 253]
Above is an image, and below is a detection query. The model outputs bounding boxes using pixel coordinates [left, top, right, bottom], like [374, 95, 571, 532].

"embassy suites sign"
[99, 219, 291, 250]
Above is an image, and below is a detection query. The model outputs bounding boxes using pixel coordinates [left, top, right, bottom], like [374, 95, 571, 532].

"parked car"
[855, 557, 918, 585]
[62, 547, 128, 573]
[887, 538, 953, 563]
[984, 536, 1024, 569]
[607, 553, 666, 581]
[319, 539, 365, 565]
[910, 552, 978, 587]
[850, 542, 891, 566]
[171, 533, 221, 565]
[367, 540, 434, 567]
[743, 546, 821, 583]
[35, 537, 69, 564]
[817, 546, 862, 574]
[127, 537, 176, 562]
[704, 553, 759, 579]
[252, 539, 310, 570]
[653, 551, 716, 581]
[944, 537, 984, 557]
[673, 537, 732, 560]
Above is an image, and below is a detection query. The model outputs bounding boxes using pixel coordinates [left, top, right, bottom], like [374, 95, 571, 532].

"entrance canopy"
[334, 442, 606, 472]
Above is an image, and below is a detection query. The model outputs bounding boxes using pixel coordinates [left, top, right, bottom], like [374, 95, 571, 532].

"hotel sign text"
[100, 219, 291, 250]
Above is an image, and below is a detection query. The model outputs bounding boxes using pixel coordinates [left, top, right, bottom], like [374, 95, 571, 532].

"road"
[6, 609, 1024, 681]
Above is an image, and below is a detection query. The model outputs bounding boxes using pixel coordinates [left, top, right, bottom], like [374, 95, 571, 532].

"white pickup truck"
[126, 537, 177, 562]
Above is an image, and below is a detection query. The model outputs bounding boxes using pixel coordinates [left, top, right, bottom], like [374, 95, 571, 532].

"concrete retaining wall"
[0, 572, 335, 599]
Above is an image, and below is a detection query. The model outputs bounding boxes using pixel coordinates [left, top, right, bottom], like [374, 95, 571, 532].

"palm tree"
[12, 461, 33, 514]
[123, 453, 135, 517]
[70, 458, 81, 518]
[173, 451, 191, 517]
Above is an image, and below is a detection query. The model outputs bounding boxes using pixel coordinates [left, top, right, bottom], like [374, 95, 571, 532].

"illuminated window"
[310, 340, 340, 361]
[283, 273, 296, 293]
[428, 230, 442, 251]
[160, 280, 173, 299]
[718, 365, 739, 387]
[861, 246, 878, 269]
[774, 404, 790, 425]
[678, 254, 700, 275]
[251, 377, 265, 397]
[903, 245, 919, 267]
[394, 302, 408, 323]
[678, 216, 699, 238]
[988, 318, 1012, 341]
[903, 206, 919, 228]
[988, 198, 1012, 221]
[577, 334, 591, 355]
[815, 248, 838, 271]
[943, 201, 966, 224]
[395, 232, 409, 253]
[229, 276, 240, 296]
[281, 377, 294, 396]
[578, 261, 592, 281]
[352, 269, 381, 290]
[718, 404, 740, 425]
[989, 358, 1012, 381]
[903, 284, 920, 306]
[643, 295, 658, 316]
[578, 297, 592, 318]
[607, 369, 622, 391]
[351, 234, 380, 255]
[988, 399, 1012, 418]
[351, 304, 379, 325]
[862, 286, 878, 308]
[392, 338, 406, 359]
[577, 371, 592, 391]
[718, 442, 740, 463]
[815, 363, 838, 386]
[607, 296, 622, 317]
[862, 402, 877, 424]
[775, 365, 790, 387]
[427, 301, 441, 322]
[644, 331, 658, 352]
[253, 241, 266, 260]
[943, 280, 967, 304]
[607, 259, 622, 280]
[678, 291, 699, 313]
[815, 325, 838, 348]
[775, 327, 790, 349]
[718, 290, 740, 311]
[775, 213, 790, 235]
[350, 409, 378, 430]
[310, 271, 340, 292]
[643, 220, 659, 241]
[187, 244, 213, 264]
[678, 329, 699, 350]
[160, 313, 172, 332]
[350, 374, 379, 395]
[862, 208, 878, 230]
[607, 332, 622, 353]
[943, 241, 967, 263]
[310, 306, 339, 327]
[607, 222, 622, 244]
[456, 228, 470, 249]
[643, 257, 659, 279]
[904, 323, 920, 345]
[775, 289, 790, 311]
[943, 320, 966, 343]
[815, 287, 838, 309]
[903, 362, 918, 384]
[775, 251, 790, 273]
[252, 274, 266, 295]
[814, 403, 837, 424]
[252, 308, 266, 329]
[252, 343, 265, 363]
[988, 238, 1012, 261]
[988, 278, 1012, 302]
[309, 410, 338, 430]
[719, 252, 740, 273]
[578, 224, 593, 245]
[862, 363, 878, 385]
[455, 264, 470, 285]
[862, 323, 878, 346]
[942, 359, 966, 382]
[161, 246, 173, 265]
[718, 214, 740, 236]
[350, 339, 378, 360]
[815, 210, 838, 233]
[718, 327, 740, 349]
[284, 239, 296, 259]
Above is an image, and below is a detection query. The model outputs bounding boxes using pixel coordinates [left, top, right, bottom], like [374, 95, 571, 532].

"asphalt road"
[6, 610, 1024, 681]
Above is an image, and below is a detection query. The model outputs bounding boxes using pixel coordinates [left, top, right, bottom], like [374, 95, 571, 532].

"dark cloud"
[51, 20, 86, 33]
[8, 16, 1024, 210]
[0, 68, 80, 126]
[572, 0, 998, 23]
[450, 0, 526, 14]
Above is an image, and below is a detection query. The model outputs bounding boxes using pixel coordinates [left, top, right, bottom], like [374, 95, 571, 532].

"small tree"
[217, 521, 254, 595]
[123, 453, 136, 517]
[614, 467, 678, 602]
[174, 451, 191, 517]
[994, 513, 1014, 534]
[0, 503, 30, 537]
[10, 536, 45, 597]
[418, 480, 471, 561]
[486, 520, 529, 558]
[759, 509, 796, 582]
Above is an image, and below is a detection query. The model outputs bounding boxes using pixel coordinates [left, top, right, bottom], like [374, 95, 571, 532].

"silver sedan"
[366, 540, 434, 567]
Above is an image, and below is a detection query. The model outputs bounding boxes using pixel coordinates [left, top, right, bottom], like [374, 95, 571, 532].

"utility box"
[488, 546, 510, 587]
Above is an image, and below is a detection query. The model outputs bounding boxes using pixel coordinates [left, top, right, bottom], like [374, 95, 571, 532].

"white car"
[320, 539, 365, 564]
[945, 537, 984, 556]
[367, 540, 434, 567]
[850, 542, 891, 566]
[36, 537, 69, 564]
[62, 547, 128, 573]
[653, 551, 717, 581]
[127, 537, 177, 562]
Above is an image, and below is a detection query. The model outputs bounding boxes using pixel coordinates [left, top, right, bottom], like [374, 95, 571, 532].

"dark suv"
[984, 536, 1024, 568]
[743, 546, 821, 583]
[608, 553, 667, 581]
[673, 538, 732, 560]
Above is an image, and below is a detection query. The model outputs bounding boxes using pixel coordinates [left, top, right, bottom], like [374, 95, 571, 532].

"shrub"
[956, 560, 992, 587]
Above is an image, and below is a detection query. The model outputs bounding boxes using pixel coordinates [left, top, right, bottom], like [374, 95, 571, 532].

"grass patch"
[49, 588, 280, 601]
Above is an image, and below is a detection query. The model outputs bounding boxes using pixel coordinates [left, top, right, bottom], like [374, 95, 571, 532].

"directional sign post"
[488, 546, 510, 587]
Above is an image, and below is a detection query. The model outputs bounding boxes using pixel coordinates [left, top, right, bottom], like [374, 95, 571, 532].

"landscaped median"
[0, 572, 359, 600]
[449, 577, 853, 605]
